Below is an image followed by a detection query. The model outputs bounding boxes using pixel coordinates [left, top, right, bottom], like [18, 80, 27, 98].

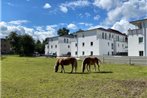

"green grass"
[1, 55, 147, 98]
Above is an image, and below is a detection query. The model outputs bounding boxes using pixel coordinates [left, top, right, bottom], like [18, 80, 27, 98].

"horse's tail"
[98, 59, 102, 64]
[82, 59, 86, 73]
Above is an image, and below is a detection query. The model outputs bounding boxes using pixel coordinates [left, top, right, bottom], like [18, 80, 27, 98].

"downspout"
[143, 21, 147, 56]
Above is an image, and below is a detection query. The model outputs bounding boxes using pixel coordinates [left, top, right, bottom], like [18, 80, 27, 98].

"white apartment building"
[45, 35, 74, 56]
[45, 28, 127, 57]
[71, 28, 127, 57]
[128, 19, 147, 56]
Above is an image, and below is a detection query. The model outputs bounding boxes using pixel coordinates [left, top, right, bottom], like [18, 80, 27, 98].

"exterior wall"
[45, 44, 49, 55]
[128, 19, 147, 56]
[71, 39, 77, 57]
[115, 42, 128, 53]
[128, 34, 144, 56]
[48, 40, 59, 56]
[76, 30, 100, 57]
[99, 39, 113, 55]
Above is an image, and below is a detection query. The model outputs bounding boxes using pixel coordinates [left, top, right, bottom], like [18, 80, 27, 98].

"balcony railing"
[128, 29, 143, 35]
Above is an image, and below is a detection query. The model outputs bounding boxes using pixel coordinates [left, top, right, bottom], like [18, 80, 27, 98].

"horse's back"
[57, 57, 77, 65]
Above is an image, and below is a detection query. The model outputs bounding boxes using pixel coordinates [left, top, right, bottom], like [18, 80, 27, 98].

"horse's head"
[54, 64, 59, 72]
[54, 60, 59, 72]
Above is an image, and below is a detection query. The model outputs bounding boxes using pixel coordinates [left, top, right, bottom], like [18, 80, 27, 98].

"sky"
[0, 0, 147, 41]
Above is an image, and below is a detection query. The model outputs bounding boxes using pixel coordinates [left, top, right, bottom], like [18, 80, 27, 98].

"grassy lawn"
[1, 55, 147, 98]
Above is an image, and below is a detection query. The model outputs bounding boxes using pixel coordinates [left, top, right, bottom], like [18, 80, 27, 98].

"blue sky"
[1, 0, 147, 40]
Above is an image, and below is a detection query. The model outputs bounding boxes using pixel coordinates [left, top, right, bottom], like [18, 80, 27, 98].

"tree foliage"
[57, 27, 69, 36]
[7, 32, 35, 56]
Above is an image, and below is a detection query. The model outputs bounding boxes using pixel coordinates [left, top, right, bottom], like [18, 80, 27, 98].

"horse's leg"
[94, 64, 96, 71]
[86, 64, 89, 72]
[71, 65, 73, 73]
[89, 65, 91, 72]
[61, 65, 65, 73]
[97, 64, 100, 72]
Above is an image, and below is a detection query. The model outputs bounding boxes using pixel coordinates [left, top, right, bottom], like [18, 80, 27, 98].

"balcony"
[128, 29, 143, 35]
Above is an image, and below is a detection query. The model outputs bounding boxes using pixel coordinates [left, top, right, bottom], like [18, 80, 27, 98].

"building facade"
[128, 19, 147, 56]
[45, 28, 127, 57]
[0, 38, 11, 54]
[45, 35, 74, 56]
[71, 28, 127, 57]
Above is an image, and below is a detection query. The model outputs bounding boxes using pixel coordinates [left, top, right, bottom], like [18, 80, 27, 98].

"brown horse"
[54, 57, 77, 73]
[82, 57, 101, 73]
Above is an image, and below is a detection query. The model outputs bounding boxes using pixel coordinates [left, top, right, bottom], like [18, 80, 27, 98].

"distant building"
[128, 19, 147, 56]
[45, 28, 127, 57]
[1, 38, 12, 54]
[45, 35, 74, 56]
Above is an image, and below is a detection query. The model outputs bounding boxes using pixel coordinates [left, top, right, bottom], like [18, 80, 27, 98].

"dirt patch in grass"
[115, 79, 147, 98]
[70, 79, 147, 98]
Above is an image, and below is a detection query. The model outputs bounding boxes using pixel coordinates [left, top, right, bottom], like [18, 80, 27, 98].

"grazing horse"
[82, 57, 101, 73]
[54, 57, 77, 73]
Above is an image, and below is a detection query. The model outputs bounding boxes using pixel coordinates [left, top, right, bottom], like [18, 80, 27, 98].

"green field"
[1, 56, 147, 98]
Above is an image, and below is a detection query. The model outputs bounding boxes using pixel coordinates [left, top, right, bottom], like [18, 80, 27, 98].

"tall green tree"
[35, 40, 44, 54]
[7, 32, 21, 54]
[57, 27, 69, 36]
[21, 34, 35, 56]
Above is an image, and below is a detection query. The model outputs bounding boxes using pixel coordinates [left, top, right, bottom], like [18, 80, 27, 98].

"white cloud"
[94, 15, 100, 20]
[79, 22, 93, 27]
[59, 5, 68, 13]
[88, 25, 108, 30]
[105, 0, 147, 25]
[43, 3, 51, 9]
[8, 20, 29, 25]
[111, 19, 136, 34]
[93, 0, 119, 10]
[59, 0, 90, 13]
[0, 21, 55, 41]
[67, 23, 77, 30]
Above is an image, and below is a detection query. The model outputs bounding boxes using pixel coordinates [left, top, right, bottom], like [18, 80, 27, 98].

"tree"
[57, 27, 69, 36]
[21, 34, 35, 56]
[7, 32, 22, 54]
[35, 40, 43, 54]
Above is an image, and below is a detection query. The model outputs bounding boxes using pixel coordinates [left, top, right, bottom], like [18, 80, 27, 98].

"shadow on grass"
[65, 72, 90, 74]
[93, 71, 113, 74]
[56, 71, 113, 74]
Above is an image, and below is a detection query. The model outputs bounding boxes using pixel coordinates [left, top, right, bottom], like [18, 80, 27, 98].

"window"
[47, 46, 49, 49]
[108, 52, 109, 55]
[139, 37, 143, 43]
[75, 43, 77, 47]
[109, 34, 111, 40]
[68, 45, 70, 48]
[75, 51, 77, 55]
[118, 44, 119, 47]
[82, 34, 84, 38]
[122, 44, 124, 48]
[82, 51, 85, 55]
[51, 45, 53, 48]
[102, 32, 104, 39]
[108, 42, 109, 46]
[64, 38, 66, 43]
[67, 39, 68, 43]
[105, 33, 107, 39]
[139, 51, 143, 56]
[90, 42, 93, 46]
[111, 43, 113, 49]
[82, 42, 85, 47]
[55, 45, 57, 48]
[90, 51, 93, 56]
